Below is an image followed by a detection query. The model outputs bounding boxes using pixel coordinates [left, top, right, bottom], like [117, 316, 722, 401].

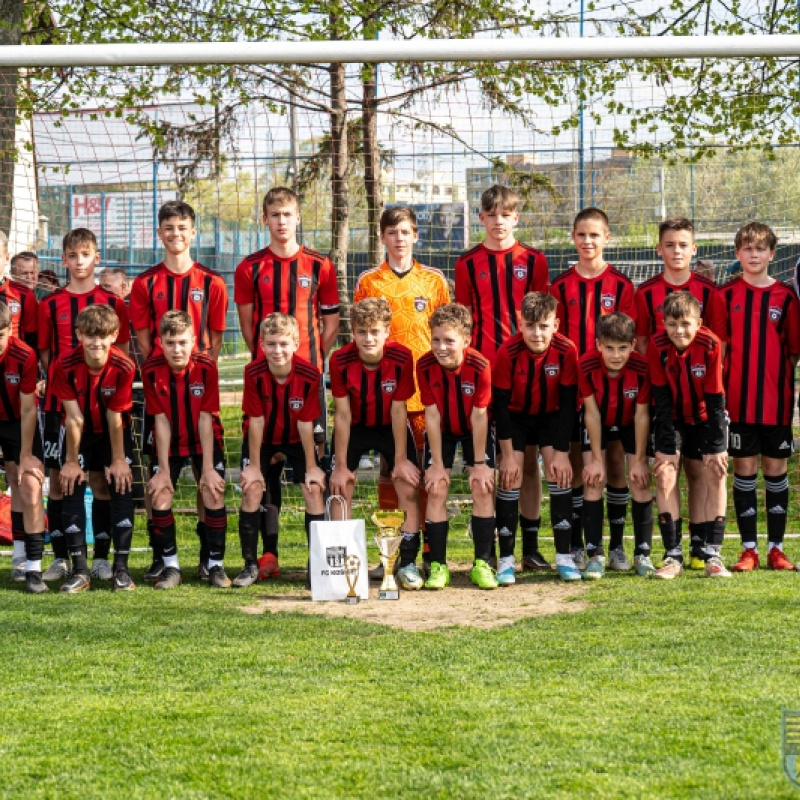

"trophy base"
[378, 589, 400, 601]
[345, 595, 360, 605]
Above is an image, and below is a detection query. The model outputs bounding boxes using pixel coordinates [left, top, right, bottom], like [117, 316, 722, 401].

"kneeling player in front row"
[492, 292, 579, 582]
[416, 304, 496, 589]
[53, 306, 136, 592]
[142, 311, 228, 589]
[329, 298, 423, 589]
[579, 313, 654, 579]
[237, 313, 326, 587]
[648, 292, 729, 580]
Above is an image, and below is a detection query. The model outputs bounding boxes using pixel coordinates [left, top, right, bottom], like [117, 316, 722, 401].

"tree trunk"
[362, 63, 382, 271]
[0, 0, 22, 238]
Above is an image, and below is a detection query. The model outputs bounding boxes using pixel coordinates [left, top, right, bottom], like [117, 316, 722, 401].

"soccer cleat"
[653, 556, 683, 580]
[197, 563, 210, 582]
[521, 552, 552, 571]
[90, 559, 113, 581]
[424, 561, 451, 590]
[60, 572, 91, 593]
[634, 554, 656, 577]
[11, 557, 26, 583]
[704, 555, 731, 578]
[496, 555, 516, 586]
[257, 552, 281, 580]
[584, 555, 606, 580]
[42, 558, 70, 582]
[112, 569, 136, 592]
[231, 563, 259, 588]
[143, 558, 165, 583]
[25, 571, 49, 594]
[571, 548, 587, 571]
[608, 547, 632, 571]
[154, 567, 183, 590]
[768, 547, 795, 571]
[470, 559, 498, 590]
[689, 554, 707, 571]
[397, 563, 424, 590]
[731, 548, 760, 572]
[208, 565, 232, 588]
[556, 562, 583, 582]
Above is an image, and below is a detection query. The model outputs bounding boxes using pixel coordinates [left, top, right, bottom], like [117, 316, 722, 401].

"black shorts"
[423, 429, 496, 470]
[149, 450, 226, 486]
[728, 423, 793, 459]
[508, 413, 564, 453]
[0, 419, 43, 464]
[570, 409, 583, 444]
[673, 420, 728, 461]
[313, 380, 328, 446]
[580, 422, 636, 456]
[41, 409, 64, 470]
[241, 438, 319, 484]
[58, 428, 134, 473]
[331, 423, 418, 474]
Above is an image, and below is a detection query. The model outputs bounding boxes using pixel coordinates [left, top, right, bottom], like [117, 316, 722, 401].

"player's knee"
[19, 474, 42, 507]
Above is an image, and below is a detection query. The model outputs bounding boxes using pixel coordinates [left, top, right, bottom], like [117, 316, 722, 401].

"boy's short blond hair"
[260, 312, 299, 343]
[159, 310, 194, 339]
[596, 312, 635, 344]
[429, 303, 472, 339]
[481, 185, 518, 213]
[573, 207, 609, 231]
[663, 291, 701, 321]
[380, 206, 418, 234]
[351, 297, 392, 330]
[0, 302, 12, 332]
[63, 228, 98, 253]
[734, 221, 777, 251]
[520, 292, 557, 324]
[262, 187, 299, 215]
[76, 305, 120, 337]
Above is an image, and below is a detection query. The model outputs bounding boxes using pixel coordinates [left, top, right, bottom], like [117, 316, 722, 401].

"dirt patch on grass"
[238, 564, 588, 631]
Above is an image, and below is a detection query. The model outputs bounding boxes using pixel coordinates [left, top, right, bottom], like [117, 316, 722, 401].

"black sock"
[733, 473, 758, 545]
[689, 522, 706, 559]
[11, 510, 25, 546]
[520, 515, 541, 556]
[92, 497, 112, 560]
[63, 483, 88, 573]
[398, 530, 421, 567]
[765, 473, 789, 545]
[152, 508, 177, 558]
[707, 516, 726, 551]
[471, 516, 496, 562]
[147, 518, 162, 561]
[205, 506, 227, 562]
[658, 512, 682, 561]
[110, 486, 134, 571]
[570, 486, 584, 549]
[550, 484, 573, 555]
[196, 520, 209, 564]
[304, 512, 324, 545]
[239, 509, 260, 565]
[583, 499, 605, 556]
[262, 504, 279, 556]
[47, 498, 68, 560]
[631, 499, 653, 558]
[267, 461, 283, 512]
[496, 488, 519, 559]
[606, 485, 628, 551]
[425, 520, 448, 564]
[26, 532, 46, 565]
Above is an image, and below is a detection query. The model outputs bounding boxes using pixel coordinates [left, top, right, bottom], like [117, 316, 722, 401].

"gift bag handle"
[325, 494, 348, 521]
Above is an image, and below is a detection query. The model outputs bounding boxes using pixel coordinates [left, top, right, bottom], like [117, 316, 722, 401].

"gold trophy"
[344, 554, 361, 605]
[371, 510, 405, 601]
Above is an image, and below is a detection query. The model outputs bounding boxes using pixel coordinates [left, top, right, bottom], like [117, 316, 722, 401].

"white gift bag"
[309, 496, 368, 602]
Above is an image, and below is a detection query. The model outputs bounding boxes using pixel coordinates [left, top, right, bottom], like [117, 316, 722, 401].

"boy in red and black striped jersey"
[141, 311, 228, 590]
[329, 298, 423, 589]
[714, 223, 800, 573]
[53, 306, 136, 593]
[236, 313, 325, 588]
[550, 208, 636, 571]
[417, 304, 496, 590]
[492, 292, 580, 582]
[0, 232, 37, 349]
[37, 228, 131, 584]
[647, 292, 729, 580]
[0, 303, 48, 592]
[579, 313, 653, 579]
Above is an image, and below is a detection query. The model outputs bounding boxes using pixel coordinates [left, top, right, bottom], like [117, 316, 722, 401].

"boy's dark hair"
[520, 291, 557, 323]
[663, 291, 701, 321]
[262, 187, 299, 215]
[596, 312, 635, 344]
[38, 270, 59, 290]
[481, 185, 519, 213]
[659, 217, 694, 241]
[0, 302, 11, 332]
[158, 201, 196, 225]
[76, 304, 120, 338]
[380, 206, 418, 234]
[351, 297, 392, 330]
[10, 251, 38, 268]
[63, 228, 97, 253]
[429, 303, 472, 338]
[159, 310, 194, 338]
[734, 221, 777, 251]
[573, 207, 609, 231]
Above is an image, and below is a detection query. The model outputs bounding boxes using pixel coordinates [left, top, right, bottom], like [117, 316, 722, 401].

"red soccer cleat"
[257, 552, 281, 580]
[731, 548, 760, 572]
[767, 547, 795, 571]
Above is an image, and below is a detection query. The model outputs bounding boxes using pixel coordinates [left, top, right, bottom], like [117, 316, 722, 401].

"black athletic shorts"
[41, 409, 64, 470]
[580, 422, 636, 456]
[0, 419, 43, 464]
[241, 438, 319, 484]
[507, 413, 563, 453]
[58, 427, 134, 473]
[149, 450, 226, 486]
[422, 428, 496, 470]
[313, 380, 328, 445]
[728, 422, 793, 459]
[673, 419, 728, 462]
[331, 423, 418, 474]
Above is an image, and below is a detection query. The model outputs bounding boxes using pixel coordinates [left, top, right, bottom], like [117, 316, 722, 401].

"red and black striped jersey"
[52, 345, 135, 434]
[713, 277, 800, 426]
[242, 355, 321, 446]
[141, 351, 222, 458]
[329, 341, 415, 427]
[129, 262, 229, 355]
[0, 277, 37, 345]
[647, 327, 723, 425]
[635, 272, 719, 339]
[417, 347, 491, 437]
[0, 337, 38, 422]
[453, 241, 549, 363]
[550, 265, 636, 356]
[578, 349, 650, 429]
[492, 331, 578, 416]
[234, 246, 340, 367]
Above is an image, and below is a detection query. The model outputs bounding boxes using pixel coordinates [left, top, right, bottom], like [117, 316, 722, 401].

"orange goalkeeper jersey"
[353, 259, 450, 412]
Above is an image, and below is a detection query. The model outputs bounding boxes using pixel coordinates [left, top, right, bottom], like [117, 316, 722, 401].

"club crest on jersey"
[601, 293, 615, 310]
[382, 379, 397, 394]
[289, 397, 304, 411]
[101, 386, 116, 397]
[513, 265, 527, 281]
[5, 373, 19, 385]
[298, 274, 312, 289]
[544, 363, 560, 377]
[190, 383, 204, 397]
[462, 381, 475, 396]
[691, 363, 706, 378]
[414, 296, 428, 312]
[624, 387, 639, 399]
[190, 288, 204, 303]
[7, 300, 20, 314]
[769, 306, 782, 321]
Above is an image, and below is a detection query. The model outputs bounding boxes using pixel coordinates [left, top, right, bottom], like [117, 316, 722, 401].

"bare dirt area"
[238, 564, 588, 631]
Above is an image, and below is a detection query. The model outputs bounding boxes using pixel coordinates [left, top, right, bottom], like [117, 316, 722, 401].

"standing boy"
[715, 223, 800, 572]
[417, 303, 496, 589]
[328, 298, 422, 589]
[0, 233, 37, 349]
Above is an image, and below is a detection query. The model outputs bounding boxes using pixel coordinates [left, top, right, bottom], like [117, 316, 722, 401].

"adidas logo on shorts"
[779, 441, 791, 450]
[215, 462, 224, 470]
